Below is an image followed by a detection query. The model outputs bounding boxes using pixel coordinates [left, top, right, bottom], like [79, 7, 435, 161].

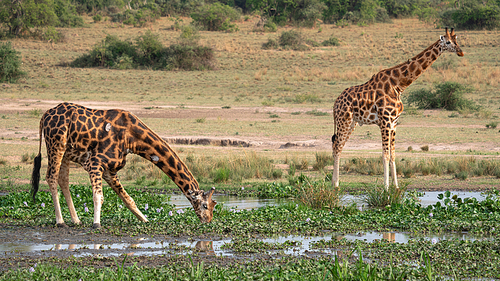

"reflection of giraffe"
[382, 232, 395, 242]
[31, 102, 216, 228]
[332, 28, 464, 188]
[194, 241, 215, 255]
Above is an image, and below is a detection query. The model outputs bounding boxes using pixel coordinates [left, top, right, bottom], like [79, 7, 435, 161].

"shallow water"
[169, 191, 487, 210]
[0, 230, 488, 258]
[0, 191, 490, 258]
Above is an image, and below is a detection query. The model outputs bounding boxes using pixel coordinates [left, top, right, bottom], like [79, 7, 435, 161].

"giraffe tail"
[31, 118, 43, 203]
[331, 106, 337, 143]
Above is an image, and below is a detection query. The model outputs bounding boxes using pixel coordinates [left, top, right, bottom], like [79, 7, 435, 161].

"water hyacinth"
[29, 267, 34, 273]
[176, 209, 184, 214]
[41, 203, 45, 207]
[84, 206, 89, 213]
[306, 218, 311, 222]
[156, 207, 163, 213]
[432, 238, 437, 244]
[119, 205, 123, 209]
[76, 194, 80, 198]
[169, 211, 173, 216]
[23, 201, 28, 207]
[145, 203, 149, 211]
[429, 213, 433, 218]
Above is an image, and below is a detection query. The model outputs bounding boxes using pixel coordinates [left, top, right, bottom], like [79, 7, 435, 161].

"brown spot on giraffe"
[31, 102, 216, 228]
[331, 28, 464, 189]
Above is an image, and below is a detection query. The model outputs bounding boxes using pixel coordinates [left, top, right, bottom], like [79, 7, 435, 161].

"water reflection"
[0, 230, 490, 258]
[169, 194, 281, 210]
[168, 191, 487, 210]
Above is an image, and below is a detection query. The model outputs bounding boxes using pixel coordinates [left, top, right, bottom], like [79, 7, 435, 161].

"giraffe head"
[440, 27, 464, 57]
[190, 187, 217, 223]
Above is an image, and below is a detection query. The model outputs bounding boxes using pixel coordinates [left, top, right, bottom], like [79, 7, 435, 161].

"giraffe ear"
[450, 28, 455, 36]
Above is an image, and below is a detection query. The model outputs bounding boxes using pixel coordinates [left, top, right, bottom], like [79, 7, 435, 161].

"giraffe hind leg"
[58, 157, 81, 225]
[332, 118, 357, 188]
[46, 147, 68, 227]
[381, 127, 399, 189]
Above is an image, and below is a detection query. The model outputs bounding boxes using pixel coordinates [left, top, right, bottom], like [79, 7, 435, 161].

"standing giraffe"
[332, 28, 464, 189]
[31, 102, 217, 228]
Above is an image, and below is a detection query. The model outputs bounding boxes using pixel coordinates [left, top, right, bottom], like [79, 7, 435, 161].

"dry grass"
[1, 17, 499, 189]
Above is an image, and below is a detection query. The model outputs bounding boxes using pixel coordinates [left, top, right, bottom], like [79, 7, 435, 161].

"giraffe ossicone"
[331, 28, 463, 189]
[31, 102, 216, 228]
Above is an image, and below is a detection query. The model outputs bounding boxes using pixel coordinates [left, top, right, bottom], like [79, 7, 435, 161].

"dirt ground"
[1, 99, 499, 154]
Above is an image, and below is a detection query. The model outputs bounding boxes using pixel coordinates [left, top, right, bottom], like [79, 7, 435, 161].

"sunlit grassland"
[1, 17, 499, 193]
[2, 18, 500, 110]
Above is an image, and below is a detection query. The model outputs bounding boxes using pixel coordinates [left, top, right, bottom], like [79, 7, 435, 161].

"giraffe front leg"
[103, 172, 148, 223]
[389, 129, 399, 188]
[59, 158, 81, 225]
[88, 168, 105, 229]
[332, 152, 341, 188]
[381, 128, 392, 190]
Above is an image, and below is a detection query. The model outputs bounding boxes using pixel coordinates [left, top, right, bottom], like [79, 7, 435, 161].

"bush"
[0, 42, 26, 83]
[439, 3, 500, 30]
[190, 3, 240, 32]
[161, 44, 215, 71]
[262, 38, 279, 50]
[135, 31, 163, 65]
[111, 4, 161, 27]
[71, 32, 216, 71]
[406, 82, 480, 111]
[177, 25, 201, 46]
[321, 36, 340, 46]
[277, 30, 309, 51]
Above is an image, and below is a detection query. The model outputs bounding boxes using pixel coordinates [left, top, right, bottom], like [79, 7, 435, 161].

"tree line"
[0, 0, 499, 37]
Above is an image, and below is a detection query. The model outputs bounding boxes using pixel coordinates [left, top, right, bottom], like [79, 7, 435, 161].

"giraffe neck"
[385, 40, 443, 92]
[127, 123, 200, 201]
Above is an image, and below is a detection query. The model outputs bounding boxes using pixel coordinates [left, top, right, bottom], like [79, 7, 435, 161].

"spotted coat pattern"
[331, 28, 464, 188]
[32, 102, 216, 228]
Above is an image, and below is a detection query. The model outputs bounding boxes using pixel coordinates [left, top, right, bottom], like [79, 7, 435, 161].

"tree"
[0, 0, 59, 36]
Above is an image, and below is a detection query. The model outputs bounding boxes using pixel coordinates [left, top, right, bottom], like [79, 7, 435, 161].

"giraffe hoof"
[92, 223, 101, 229]
[56, 223, 69, 228]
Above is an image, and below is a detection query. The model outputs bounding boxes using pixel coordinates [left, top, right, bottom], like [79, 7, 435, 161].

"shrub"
[0, 42, 26, 83]
[54, 0, 84, 27]
[93, 14, 103, 22]
[439, 4, 500, 30]
[70, 33, 216, 71]
[262, 38, 279, 50]
[406, 82, 480, 111]
[190, 3, 240, 32]
[111, 4, 161, 27]
[161, 44, 215, 71]
[178, 25, 200, 46]
[364, 182, 408, 208]
[486, 122, 498, 129]
[71, 35, 137, 68]
[295, 175, 343, 209]
[135, 31, 163, 66]
[322, 36, 340, 46]
[42, 26, 65, 43]
[279, 30, 305, 49]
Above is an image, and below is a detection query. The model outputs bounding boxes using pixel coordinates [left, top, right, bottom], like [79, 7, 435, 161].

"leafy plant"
[321, 36, 340, 46]
[190, 3, 240, 32]
[363, 182, 408, 208]
[0, 42, 26, 83]
[406, 82, 479, 111]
